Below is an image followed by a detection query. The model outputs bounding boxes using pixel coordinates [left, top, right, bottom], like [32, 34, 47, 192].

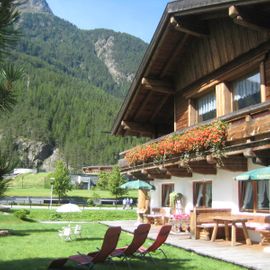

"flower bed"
[173, 213, 190, 220]
[125, 120, 227, 166]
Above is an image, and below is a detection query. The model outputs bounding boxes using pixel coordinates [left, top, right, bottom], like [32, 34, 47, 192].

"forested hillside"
[0, 8, 147, 171]
[16, 13, 147, 97]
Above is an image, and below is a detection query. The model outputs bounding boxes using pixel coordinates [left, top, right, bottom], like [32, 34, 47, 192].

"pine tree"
[108, 167, 127, 199]
[0, 0, 22, 197]
[51, 161, 72, 202]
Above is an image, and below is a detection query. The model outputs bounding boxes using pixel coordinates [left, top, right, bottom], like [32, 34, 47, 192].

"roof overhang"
[112, 0, 270, 138]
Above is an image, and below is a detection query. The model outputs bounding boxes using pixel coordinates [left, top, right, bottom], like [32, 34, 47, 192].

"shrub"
[87, 198, 94, 206]
[14, 209, 30, 220]
[49, 213, 62, 221]
[88, 192, 101, 206]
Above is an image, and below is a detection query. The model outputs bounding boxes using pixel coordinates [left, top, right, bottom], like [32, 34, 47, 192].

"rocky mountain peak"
[17, 0, 53, 14]
[95, 36, 134, 85]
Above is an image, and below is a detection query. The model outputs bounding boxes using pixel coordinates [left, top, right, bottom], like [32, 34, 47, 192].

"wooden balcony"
[119, 101, 270, 179]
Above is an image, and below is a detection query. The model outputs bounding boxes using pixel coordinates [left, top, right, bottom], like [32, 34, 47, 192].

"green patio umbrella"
[234, 166, 270, 181]
[120, 180, 155, 190]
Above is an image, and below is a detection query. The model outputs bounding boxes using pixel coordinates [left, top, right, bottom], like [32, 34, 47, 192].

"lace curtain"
[242, 181, 270, 211]
[233, 73, 260, 102]
[242, 181, 253, 209]
[198, 91, 216, 116]
[205, 182, 212, 207]
[162, 184, 174, 207]
[196, 183, 204, 207]
[195, 182, 212, 207]
[257, 180, 270, 210]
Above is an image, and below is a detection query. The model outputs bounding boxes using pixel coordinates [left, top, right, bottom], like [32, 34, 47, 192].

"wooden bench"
[232, 213, 270, 245]
[190, 208, 232, 240]
[144, 207, 171, 225]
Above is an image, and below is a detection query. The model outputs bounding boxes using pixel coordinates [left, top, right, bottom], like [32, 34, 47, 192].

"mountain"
[16, 11, 147, 97]
[17, 0, 53, 14]
[0, 0, 147, 171]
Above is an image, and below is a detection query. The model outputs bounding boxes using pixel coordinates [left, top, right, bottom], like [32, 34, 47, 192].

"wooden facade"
[113, 0, 270, 168]
[82, 165, 113, 175]
[113, 0, 270, 224]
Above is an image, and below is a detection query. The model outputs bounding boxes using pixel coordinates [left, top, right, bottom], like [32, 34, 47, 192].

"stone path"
[101, 220, 270, 270]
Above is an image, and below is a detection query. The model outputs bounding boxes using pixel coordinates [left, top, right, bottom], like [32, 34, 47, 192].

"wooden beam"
[141, 77, 175, 95]
[131, 171, 153, 181]
[145, 16, 178, 77]
[166, 166, 192, 177]
[227, 112, 270, 142]
[253, 156, 270, 166]
[243, 148, 255, 158]
[170, 16, 209, 38]
[181, 49, 267, 97]
[121, 120, 155, 136]
[260, 61, 267, 103]
[148, 173, 171, 179]
[150, 95, 170, 121]
[220, 155, 247, 172]
[190, 160, 217, 175]
[145, 168, 172, 179]
[229, 5, 270, 33]
[134, 92, 153, 121]
[253, 149, 270, 166]
[160, 34, 190, 78]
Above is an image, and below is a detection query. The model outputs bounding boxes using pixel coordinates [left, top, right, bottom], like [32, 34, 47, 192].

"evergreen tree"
[51, 160, 72, 202]
[108, 167, 127, 199]
[96, 171, 109, 190]
[0, 5, 148, 170]
[0, 0, 22, 197]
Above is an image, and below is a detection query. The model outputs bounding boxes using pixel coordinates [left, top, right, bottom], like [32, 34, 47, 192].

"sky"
[46, 0, 169, 43]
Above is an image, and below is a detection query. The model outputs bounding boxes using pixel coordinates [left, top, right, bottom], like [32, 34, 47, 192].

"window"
[239, 180, 270, 212]
[193, 181, 212, 208]
[196, 91, 216, 122]
[232, 72, 261, 111]
[161, 184, 174, 207]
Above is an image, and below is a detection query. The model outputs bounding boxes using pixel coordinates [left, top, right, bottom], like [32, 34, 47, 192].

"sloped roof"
[112, 0, 270, 137]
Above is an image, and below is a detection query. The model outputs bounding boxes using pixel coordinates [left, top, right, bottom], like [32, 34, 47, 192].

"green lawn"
[24, 208, 137, 221]
[0, 212, 247, 270]
[6, 187, 137, 198]
[7, 173, 137, 198]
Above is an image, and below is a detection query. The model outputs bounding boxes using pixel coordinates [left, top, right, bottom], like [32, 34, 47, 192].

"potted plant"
[169, 192, 184, 212]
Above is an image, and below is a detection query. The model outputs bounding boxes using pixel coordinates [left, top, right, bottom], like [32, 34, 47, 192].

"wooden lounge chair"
[137, 224, 172, 262]
[110, 223, 151, 269]
[48, 226, 121, 269]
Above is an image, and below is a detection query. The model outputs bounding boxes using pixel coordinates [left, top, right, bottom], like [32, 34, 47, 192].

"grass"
[0, 212, 247, 270]
[12, 208, 137, 221]
[6, 187, 137, 198]
[6, 172, 137, 198]
[9, 173, 51, 189]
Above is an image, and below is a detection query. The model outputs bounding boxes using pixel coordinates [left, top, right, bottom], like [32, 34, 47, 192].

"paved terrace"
[101, 220, 270, 270]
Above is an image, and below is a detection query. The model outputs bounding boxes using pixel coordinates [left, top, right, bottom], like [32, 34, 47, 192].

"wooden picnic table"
[211, 216, 252, 246]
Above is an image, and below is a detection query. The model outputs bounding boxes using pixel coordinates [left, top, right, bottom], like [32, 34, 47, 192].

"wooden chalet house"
[112, 0, 270, 241]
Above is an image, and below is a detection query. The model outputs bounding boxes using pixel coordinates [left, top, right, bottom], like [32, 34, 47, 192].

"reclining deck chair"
[110, 223, 151, 269]
[48, 226, 121, 269]
[137, 224, 172, 262]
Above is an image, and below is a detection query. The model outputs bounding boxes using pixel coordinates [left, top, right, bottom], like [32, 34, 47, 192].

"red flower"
[125, 121, 227, 165]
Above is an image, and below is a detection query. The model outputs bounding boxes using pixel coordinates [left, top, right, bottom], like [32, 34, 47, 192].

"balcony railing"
[119, 100, 270, 172]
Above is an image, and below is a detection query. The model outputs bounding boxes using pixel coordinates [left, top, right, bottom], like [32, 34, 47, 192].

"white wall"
[150, 159, 265, 214]
[149, 159, 268, 242]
